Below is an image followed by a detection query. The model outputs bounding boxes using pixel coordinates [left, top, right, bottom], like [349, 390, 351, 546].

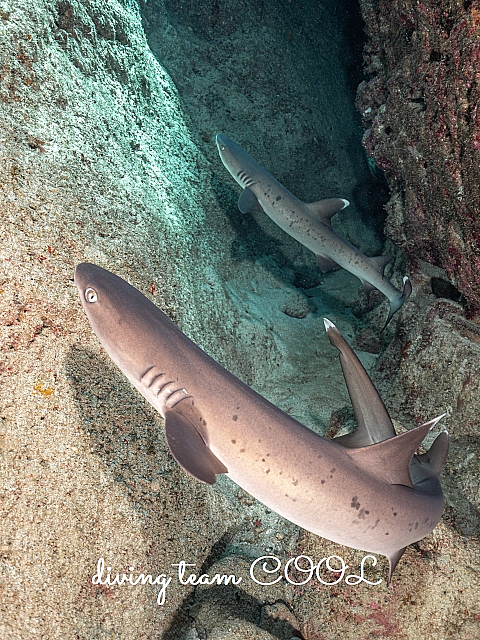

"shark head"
[216, 133, 261, 189]
[74, 263, 171, 383]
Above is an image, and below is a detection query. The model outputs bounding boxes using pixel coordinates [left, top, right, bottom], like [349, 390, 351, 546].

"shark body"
[216, 134, 412, 328]
[75, 263, 448, 582]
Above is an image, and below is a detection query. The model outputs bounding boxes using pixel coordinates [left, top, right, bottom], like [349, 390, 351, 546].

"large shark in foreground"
[75, 263, 449, 582]
[216, 134, 412, 329]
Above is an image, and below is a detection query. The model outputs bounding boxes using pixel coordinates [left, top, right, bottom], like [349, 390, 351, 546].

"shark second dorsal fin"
[305, 198, 349, 227]
[359, 256, 393, 294]
[347, 417, 444, 488]
[368, 254, 394, 275]
[164, 404, 228, 485]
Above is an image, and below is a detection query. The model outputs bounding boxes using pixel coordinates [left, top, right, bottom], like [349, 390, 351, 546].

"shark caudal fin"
[382, 276, 412, 331]
[386, 419, 448, 585]
[409, 421, 449, 489]
[387, 547, 407, 586]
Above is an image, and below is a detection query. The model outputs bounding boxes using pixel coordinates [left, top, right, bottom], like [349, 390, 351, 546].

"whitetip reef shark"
[75, 263, 449, 583]
[216, 134, 412, 329]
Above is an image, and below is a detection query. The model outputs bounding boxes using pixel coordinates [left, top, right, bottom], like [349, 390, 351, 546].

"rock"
[357, 0, 480, 311]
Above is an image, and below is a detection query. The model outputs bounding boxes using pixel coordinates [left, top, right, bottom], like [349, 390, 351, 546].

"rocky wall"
[357, 0, 480, 311]
[1, 0, 479, 638]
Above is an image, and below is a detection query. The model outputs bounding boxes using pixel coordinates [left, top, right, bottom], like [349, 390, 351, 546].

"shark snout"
[215, 133, 229, 150]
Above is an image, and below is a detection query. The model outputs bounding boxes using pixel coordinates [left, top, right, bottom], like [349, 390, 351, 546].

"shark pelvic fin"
[317, 254, 340, 273]
[360, 278, 377, 295]
[164, 406, 228, 484]
[238, 187, 262, 214]
[305, 198, 349, 227]
[415, 429, 449, 476]
[409, 427, 449, 487]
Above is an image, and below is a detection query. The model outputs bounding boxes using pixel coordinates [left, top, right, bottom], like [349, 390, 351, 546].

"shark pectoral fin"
[164, 408, 228, 485]
[316, 254, 339, 273]
[387, 547, 407, 585]
[305, 198, 349, 227]
[238, 187, 261, 214]
[347, 418, 440, 488]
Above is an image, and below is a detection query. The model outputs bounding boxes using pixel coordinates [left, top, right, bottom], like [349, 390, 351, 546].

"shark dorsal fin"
[305, 198, 349, 227]
[347, 418, 443, 488]
[324, 318, 396, 447]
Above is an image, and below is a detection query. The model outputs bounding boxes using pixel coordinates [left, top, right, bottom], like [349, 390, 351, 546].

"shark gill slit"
[140, 365, 191, 409]
[236, 169, 255, 188]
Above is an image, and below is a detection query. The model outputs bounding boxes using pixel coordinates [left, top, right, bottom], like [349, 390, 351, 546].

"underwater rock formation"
[1, 0, 479, 637]
[0, 0, 373, 638]
[357, 0, 480, 312]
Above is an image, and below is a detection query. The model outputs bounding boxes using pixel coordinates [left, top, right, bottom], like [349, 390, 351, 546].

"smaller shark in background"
[75, 263, 448, 582]
[216, 134, 412, 329]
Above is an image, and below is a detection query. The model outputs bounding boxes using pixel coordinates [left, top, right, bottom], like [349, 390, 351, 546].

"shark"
[75, 263, 449, 582]
[216, 133, 412, 329]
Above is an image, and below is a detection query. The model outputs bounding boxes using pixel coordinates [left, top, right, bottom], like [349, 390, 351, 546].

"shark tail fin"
[382, 276, 412, 331]
[387, 547, 407, 585]
[409, 427, 450, 488]
[416, 430, 450, 476]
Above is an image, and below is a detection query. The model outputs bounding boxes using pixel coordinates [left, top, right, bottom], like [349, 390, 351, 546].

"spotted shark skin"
[216, 133, 412, 329]
[75, 263, 448, 582]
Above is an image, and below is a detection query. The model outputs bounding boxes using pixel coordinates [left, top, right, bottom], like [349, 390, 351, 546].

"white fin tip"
[323, 317, 336, 331]
[428, 414, 447, 430]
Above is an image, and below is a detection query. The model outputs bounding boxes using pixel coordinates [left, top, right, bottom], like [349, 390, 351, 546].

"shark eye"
[84, 287, 98, 303]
